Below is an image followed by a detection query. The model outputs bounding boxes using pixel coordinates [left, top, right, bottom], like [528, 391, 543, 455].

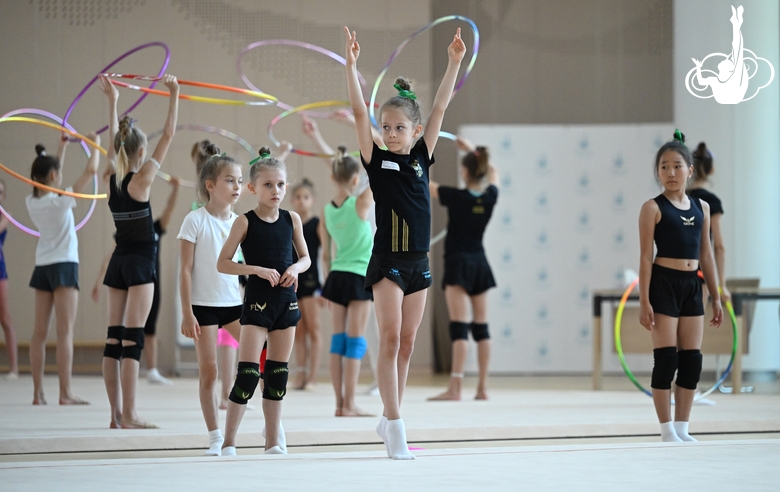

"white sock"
[221, 446, 236, 456]
[205, 429, 224, 456]
[660, 421, 683, 442]
[385, 419, 415, 460]
[673, 421, 697, 442]
[264, 445, 286, 455]
[376, 416, 387, 443]
[262, 423, 287, 452]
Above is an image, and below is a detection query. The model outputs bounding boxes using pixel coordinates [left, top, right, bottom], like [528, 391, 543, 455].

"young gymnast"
[178, 145, 244, 456]
[320, 146, 374, 416]
[217, 146, 310, 455]
[290, 178, 323, 390]
[92, 176, 179, 386]
[344, 25, 466, 459]
[0, 179, 19, 379]
[428, 137, 499, 401]
[27, 134, 99, 404]
[688, 142, 730, 303]
[638, 131, 723, 442]
[98, 73, 179, 429]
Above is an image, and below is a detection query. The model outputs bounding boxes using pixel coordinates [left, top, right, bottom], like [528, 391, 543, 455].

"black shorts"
[322, 271, 373, 306]
[192, 305, 243, 327]
[29, 262, 79, 291]
[364, 252, 432, 296]
[442, 252, 496, 295]
[241, 299, 301, 331]
[297, 272, 321, 299]
[103, 253, 156, 290]
[648, 264, 704, 317]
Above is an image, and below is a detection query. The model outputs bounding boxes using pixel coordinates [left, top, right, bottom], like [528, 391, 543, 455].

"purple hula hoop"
[61, 42, 171, 136]
[0, 108, 97, 237]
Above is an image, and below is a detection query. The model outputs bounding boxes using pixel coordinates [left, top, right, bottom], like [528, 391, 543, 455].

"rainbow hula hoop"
[105, 74, 278, 106]
[0, 114, 104, 236]
[369, 15, 480, 128]
[614, 277, 737, 400]
[62, 42, 171, 138]
[237, 39, 369, 117]
[267, 101, 355, 158]
[147, 124, 257, 188]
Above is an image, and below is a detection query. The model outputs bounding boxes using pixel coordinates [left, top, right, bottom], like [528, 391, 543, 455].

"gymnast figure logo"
[685, 5, 775, 104]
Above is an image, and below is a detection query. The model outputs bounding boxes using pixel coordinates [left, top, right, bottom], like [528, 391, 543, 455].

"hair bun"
[696, 142, 707, 153]
[35, 144, 46, 156]
[673, 129, 686, 144]
[259, 146, 272, 157]
[204, 143, 221, 156]
[302, 178, 313, 187]
[337, 145, 348, 156]
[394, 77, 411, 91]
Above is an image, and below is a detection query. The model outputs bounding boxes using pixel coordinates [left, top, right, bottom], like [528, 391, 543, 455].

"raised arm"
[157, 177, 180, 231]
[72, 133, 100, 193]
[302, 115, 335, 167]
[57, 132, 69, 165]
[638, 200, 659, 330]
[331, 110, 385, 149]
[355, 181, 374, 221]
[423, 28, 466, 156]
[139, 74, 179, 185]
[276, 141, 293, 163]
[344, 27, 374, 162]
[98, 75, 119, 182]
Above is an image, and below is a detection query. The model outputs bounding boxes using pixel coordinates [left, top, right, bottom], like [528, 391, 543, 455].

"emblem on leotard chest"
[680, 216, 695, 226]
[409, 159, 423, 178]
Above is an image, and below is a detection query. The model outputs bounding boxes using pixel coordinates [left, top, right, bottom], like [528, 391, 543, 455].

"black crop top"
[109, 173, 155, 257]
[439, 185, 498, 258]
[362, 140, 434, 254]
[241, 209, 296, 302]
[653, 194, 703, 260]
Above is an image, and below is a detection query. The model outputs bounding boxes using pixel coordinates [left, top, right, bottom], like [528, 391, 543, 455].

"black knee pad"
[471, 322, 490, 341]
[262, 360, 289, 401]
[449, 322, 470, 341]
[676, 349, 703, 390]
[229, 362, 261, 405]
[651, 346, 678, 390]
[121, 327, 145, 361]
[103, 325, 124, 360]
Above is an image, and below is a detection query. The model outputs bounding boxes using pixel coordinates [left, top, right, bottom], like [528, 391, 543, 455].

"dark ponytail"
[462, 146, 489, 181]
[331, 145, 361, 184]
[30, 144, 60, 197]
[692, 142, 713, 178]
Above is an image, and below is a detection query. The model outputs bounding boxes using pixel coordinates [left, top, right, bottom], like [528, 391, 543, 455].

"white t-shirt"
[25, 187, 78, 266]
[177, 206, 242, 307]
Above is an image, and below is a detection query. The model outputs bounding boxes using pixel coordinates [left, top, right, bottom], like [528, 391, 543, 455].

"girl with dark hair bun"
[638, 131, 722, 442]
[26, 132, 100, 405]
[428, 136, 499, 402]
[688, 142, 730, 302]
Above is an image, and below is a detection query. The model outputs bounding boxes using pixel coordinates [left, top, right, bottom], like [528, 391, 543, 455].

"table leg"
[592, 315, 602, 390]
[732, 312, 745, 394]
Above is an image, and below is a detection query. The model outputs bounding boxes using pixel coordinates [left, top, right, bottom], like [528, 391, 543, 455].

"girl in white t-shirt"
[178, 145, 243, 456]
[26, 135, 100, 405]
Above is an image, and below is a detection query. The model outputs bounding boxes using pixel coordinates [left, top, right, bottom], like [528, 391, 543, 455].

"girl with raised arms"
[217, 147, 310, 455]
[344, 25, 466, 459]
[98, 73, 179, 428]
[178, 145, 243, 455]
[638, 131, 722, 442]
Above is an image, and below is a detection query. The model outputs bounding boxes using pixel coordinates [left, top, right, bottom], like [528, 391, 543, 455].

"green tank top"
[324, 195, 373, 275]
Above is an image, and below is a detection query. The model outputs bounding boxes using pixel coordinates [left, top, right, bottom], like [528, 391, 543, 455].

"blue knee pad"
[330, 333, 347, 355]
[345, 336, 367, 359]
[676, 349, 702, 390]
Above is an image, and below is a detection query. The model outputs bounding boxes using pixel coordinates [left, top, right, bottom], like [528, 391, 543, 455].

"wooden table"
[591, 287, 780, 392]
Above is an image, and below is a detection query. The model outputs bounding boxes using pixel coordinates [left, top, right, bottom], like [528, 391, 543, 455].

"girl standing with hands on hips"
[217, 147, 310, 455]
[638, 131, 722, 442]
[344, 25, 466, 459]
[27, 133, 100, 405]
[178, 145, 243, 456]
[428, 137, 499, 402]
[98, 73, 179, 429]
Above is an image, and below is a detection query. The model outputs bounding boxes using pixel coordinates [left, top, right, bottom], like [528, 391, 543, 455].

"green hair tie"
[393, 83, 417, 100]
[673, 129, 685, 144]
[249, 151, 271, 166]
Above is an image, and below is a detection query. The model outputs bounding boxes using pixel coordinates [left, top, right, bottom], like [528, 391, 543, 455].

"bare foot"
[339, 406, 375, 417]
[427, 390, 460, 401]
[60, 396, 90, 405]
[33, 395, 47, 405]
[475, 391, 488, 400]
[335, 408, 342, 417]
[122, 417, 158, 429]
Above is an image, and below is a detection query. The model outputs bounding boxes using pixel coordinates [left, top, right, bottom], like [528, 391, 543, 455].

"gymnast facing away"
[98, 73, 179, 429]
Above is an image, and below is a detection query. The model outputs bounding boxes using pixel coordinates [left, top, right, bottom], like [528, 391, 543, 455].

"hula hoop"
[369, 15, 480, 128]
[267, 101, 353, 158]
[0, 109, 98, 236]
[614, 277, 737, 400]
[147, 124, 258, 188]
[105, 74, 278, 106]
[237, 39, 369, 116]
[62, 42, 171, 138]
[0, 117, 106, 199]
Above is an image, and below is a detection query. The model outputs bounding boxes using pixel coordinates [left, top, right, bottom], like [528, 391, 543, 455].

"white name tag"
[381, 160, 400, 171]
